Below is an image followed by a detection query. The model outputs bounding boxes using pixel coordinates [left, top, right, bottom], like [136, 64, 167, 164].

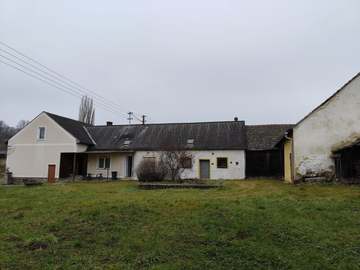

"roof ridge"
[83, 126, 97, 145]
[89, 120, 245, 128]
[44, 111, 93, 127]
[295, 71, 360, 127]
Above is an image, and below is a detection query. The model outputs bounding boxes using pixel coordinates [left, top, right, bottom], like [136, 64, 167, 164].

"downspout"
[290, 133, 295, 183]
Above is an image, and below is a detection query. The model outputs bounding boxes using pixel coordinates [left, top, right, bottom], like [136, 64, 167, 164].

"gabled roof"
[246, 124, 294, 151]
[87, 121, 247, 151]
[40, 112, 291, 151]
[45, 112, 95, 145]
[274, 72, 360, 146]
[295, 72, 360, 127]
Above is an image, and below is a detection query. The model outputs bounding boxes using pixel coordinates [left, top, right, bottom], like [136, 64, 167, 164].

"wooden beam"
[72, 153, 77, 182]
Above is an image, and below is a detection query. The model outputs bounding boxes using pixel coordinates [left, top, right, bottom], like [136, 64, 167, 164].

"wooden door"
[48, 164, 56, 183]
[199, 160, 210, 179]
[126, 156, 133, 177]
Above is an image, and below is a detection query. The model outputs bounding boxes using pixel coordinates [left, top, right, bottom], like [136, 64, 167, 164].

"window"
[98, 156, 110, 169]
[38, 127, 46, 140]
[217, 157, 228, 168]
[180, 157, 192, 169]
[143, 156, 156, 165]
[123, 140, 131, 146]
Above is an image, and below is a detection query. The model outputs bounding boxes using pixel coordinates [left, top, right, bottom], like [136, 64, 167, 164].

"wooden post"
[266, 151, 271, 175]
[72, 153, 77, 182]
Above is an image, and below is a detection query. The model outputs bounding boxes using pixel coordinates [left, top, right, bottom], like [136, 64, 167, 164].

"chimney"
[234, 117, 238, 122]
[106, 121, 113, 126]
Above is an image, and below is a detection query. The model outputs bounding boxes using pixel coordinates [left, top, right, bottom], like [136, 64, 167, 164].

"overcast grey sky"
[0, 0, 359, 126]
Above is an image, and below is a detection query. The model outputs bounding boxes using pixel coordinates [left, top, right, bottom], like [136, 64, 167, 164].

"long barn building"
[5, 112, 291, 183]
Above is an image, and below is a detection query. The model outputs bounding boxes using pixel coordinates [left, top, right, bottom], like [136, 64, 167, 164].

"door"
[199, 160, 210, 179]
[126, 156, 133, 177]
[48, 164, 56, 183]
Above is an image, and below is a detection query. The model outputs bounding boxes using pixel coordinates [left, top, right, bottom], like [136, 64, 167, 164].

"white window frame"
[98, 156, 111, 169]
[38, 127, 46, 140]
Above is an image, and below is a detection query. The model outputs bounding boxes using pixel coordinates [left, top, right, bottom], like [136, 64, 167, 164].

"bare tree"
[16, 120, 29, 130]
[160, 150, 194, 181]
[78, 96, 95, 125]
[0, 121, 16, 143]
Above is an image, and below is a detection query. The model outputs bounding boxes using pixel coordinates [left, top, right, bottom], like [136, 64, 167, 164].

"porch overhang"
[85, 150, 135, 154]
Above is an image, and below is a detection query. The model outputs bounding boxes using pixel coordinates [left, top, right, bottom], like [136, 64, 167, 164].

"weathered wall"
[293, 75, 360, 180]
[6, 113, 87, 179]
[133, 150, 245, 180]
[284, 139, 292, 183]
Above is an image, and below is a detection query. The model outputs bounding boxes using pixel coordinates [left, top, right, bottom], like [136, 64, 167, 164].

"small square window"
[38, 127, 46, 140]
[98, 157, 110, 169]
[180, 157, 192, 169]
[217, 157, 228, 169]
[143, 157, 156, 165]
[123, 140, 131, 145]
[187, 139, 194, 144]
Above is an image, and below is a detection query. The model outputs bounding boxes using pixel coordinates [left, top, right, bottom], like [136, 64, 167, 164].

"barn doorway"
[334, 145, 360, 183]
[246, 150, 283, 178]
[59, 153, 88, 179]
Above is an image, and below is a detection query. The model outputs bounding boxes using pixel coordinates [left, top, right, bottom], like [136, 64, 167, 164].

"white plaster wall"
[6, 112, 87, 178]
[133, 150, 245, 180]
[87, 153, 131, 178]
[293, 75, 360, 179]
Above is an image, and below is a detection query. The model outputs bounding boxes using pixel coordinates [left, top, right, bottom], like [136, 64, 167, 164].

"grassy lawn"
[1, 180, 360, 269]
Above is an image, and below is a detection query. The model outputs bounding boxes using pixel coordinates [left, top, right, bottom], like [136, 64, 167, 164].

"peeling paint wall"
[293, 75, 360, 180]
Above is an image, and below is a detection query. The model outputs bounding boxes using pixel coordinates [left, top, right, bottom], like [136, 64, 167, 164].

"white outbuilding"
[281, 72, 360, 183]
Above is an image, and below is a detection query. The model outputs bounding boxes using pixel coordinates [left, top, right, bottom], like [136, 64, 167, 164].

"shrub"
[136, 159, 167, 182]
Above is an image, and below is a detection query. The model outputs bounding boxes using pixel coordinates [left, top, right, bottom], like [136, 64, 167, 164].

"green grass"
[1, 180, 360, 269]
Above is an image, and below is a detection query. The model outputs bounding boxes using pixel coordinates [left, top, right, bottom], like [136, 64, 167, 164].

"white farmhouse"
[5, 112, 290, 183]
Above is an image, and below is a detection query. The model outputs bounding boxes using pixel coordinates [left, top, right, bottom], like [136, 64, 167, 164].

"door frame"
[48, 164, 56, 183]
[199, 159, 211, 179]
[126, 155, 133, 178]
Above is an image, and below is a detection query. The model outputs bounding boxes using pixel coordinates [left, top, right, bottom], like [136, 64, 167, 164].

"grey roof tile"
[45, 112, 94, 145]
[246, 124, 294, 151]
[87, 121, 247, 151]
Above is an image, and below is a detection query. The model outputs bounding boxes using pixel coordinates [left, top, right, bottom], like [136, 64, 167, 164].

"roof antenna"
[127, 112, 133, 124]
[142, 115, 147, 125]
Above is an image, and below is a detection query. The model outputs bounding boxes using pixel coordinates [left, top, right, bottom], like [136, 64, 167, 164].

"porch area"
[334, 143, 360, 183]
[59, 152, 135, 180]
